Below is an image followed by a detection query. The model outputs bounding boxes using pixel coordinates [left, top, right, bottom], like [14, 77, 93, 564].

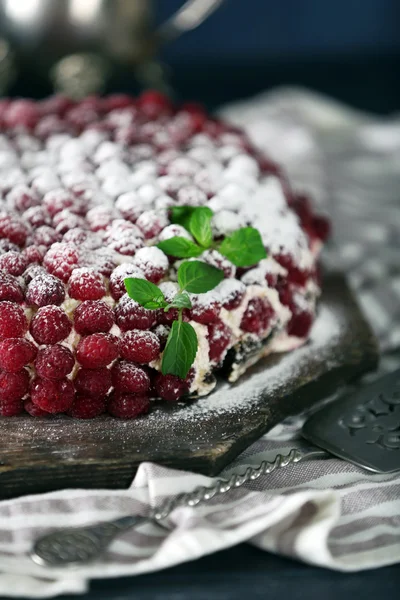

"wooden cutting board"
[0, 273, 378, 499]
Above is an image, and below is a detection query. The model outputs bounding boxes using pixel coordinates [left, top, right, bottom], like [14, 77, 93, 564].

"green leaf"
[177, 260, 224, 294]
[161, 320, 198, 379]
[219, 227, 267, 267]
[189, 206, 213, 247]
[157, 237, 203, 258]
[124, 278, 165, 309]
[168, 292, 192, 310]
[170, 206, 196, 231]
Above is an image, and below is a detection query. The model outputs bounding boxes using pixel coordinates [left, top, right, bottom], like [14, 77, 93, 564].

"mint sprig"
[165, 206, 267, 267]
[178, 260, 224, 294]
[157, 237, 203, 258]
[188, 206, 213, 247]
[161, 320, 197, 378]
[124, 260, 225, 380]
[124, 278, 166, 309]
[219, 227, 267, 267]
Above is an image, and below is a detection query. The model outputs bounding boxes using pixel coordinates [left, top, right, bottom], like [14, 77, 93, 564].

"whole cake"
[0, 92, 329, 419]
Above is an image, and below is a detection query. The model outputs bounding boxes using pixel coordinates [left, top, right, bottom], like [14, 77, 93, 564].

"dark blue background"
[156, 0, 400, 61]
[153, 0, 400, 114]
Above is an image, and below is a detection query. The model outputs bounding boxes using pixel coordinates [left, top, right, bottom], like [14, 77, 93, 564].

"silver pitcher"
[0, 0, 224, 97]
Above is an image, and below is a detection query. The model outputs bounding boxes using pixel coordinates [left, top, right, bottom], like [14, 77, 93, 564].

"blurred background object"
[0, 0, 398, 113]
[0, 0, 224, 98]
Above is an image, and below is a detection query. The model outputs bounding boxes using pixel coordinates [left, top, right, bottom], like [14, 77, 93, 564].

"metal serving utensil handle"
[157, 0, 225, 44]
[31, 447, 328, 568]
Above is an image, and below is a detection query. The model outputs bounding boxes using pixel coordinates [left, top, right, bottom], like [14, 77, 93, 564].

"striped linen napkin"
[1, 88, 400, 598]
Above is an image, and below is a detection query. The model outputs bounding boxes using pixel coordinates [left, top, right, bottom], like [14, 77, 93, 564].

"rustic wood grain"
[0, 274, 378, 499]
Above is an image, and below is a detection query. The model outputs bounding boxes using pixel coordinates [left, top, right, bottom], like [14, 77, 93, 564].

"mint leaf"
[178, 260, 224, 294]
[189, 206, 213, 247]
[161, 320, 198, 378]
[124, 278, 165, 309]
[157, 237, 203, 258]
[170, 206, 196, 231]
[168, 292, 192, 310]
[219, 227, 267, 267]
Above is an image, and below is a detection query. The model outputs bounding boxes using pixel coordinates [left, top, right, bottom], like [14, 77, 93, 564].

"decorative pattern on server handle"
[31, 447, 328, 567]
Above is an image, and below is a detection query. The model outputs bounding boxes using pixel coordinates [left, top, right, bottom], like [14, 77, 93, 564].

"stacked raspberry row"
[0, 92, 329, 418]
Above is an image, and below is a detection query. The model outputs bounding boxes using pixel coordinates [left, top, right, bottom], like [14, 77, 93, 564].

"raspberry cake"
[0, 92, 329, 419]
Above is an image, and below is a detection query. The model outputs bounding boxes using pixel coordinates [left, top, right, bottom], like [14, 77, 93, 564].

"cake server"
[31, 368, 400, 568]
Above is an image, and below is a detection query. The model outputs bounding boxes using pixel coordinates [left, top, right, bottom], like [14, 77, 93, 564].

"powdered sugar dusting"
[148, 303, 343, 424]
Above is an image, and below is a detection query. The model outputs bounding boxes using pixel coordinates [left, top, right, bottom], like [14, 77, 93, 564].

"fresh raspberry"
[86, 206, 114, 232]
[53, 211, 86, 235]
[176, 185, 207, 207]
[23, 206, 52, 228]
[74, 367, 112, 397]
[152, 324, 170, 351]
[73, 300, 115, 335]
[288, 310, 313, 338]
[102, 94, 133, 111]
[0, 338, 37, 372]
[0, 400, 24, 416]
[240, 297, 275, 335]
[43, 189, 79, 217]
[81, 247, 117, 277]
[108, 235, 144, 257]
[68, 394, 106, 419]
[35, 344, 74, 379]
[120, 330, 160, 364]
[109, 264, 145, 301]
[115, 294, 157, 331]
[0, 302, 28, 339]
[35, 115, 71, 139]
[201, 250, 236, 279]
[30, 305, 72, 344]
[133, 247, 168, 284]
[39, 94, 73, 116]
[217, 279, 246, 310]
[66, 104, 99, 130]
[189, 295, 221, 324]
[6, 184, 40, 212]
[154, 373, 190, 401]
[179, 103, 207, 132]
[30, 377, 75, 413]
[24, 399, 50, 417]
[0, 213, 29, 246]
[114, 193, 144, 223]
[63, 228, 101, 248]
[108, 393, 150, 419]
[136, 210, 168, 239]
[76, 333, 119, 368]
[0, 239, 19, 253]
[137, 90, 172, 119]
[207, 320, 232, 365]
[0, 273, 25, 302]
[32, 225, 61, 248]
[312, 215, 331, 242]
[277, 281, 292, 307]
[0, 369, 29, 402]
[44, 242, 79, 282]
[22, 245, 45, 265]
[0, 251, 28, 276]
[3, 99, 39, 129]
[22, 264, 47, 283]
[26, 273, 65, 307]
[104, 220, 144, 243]
[274, 253, 309, 287]
[111, 361, 150, 394]
[68, 268, 106, 301]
